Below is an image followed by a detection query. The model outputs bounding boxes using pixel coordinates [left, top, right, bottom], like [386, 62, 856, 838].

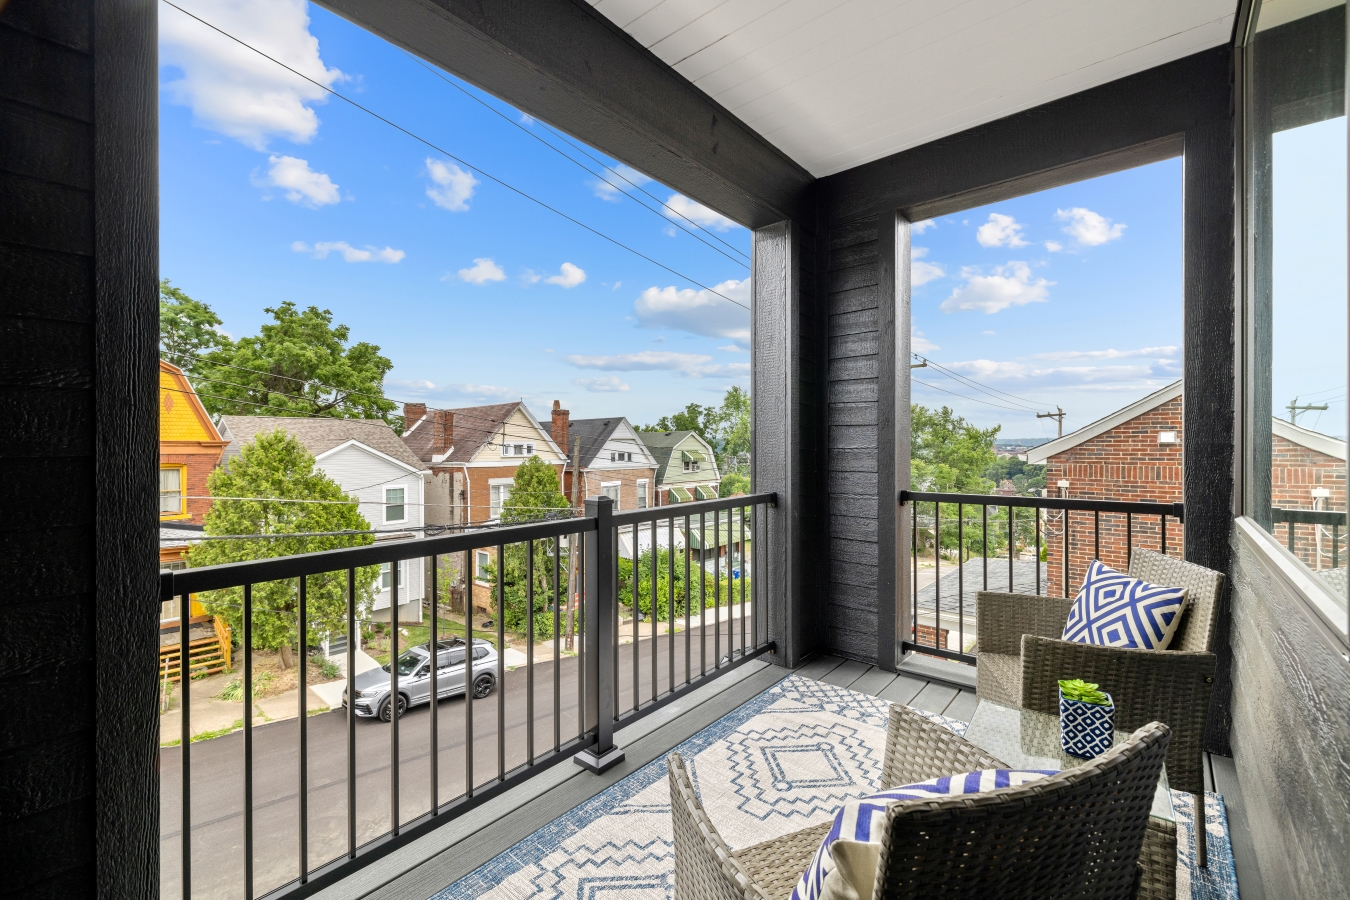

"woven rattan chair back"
[668, 751, 766, 900]
[872, 721, 1171, 900]
[1128, 548, 1224, 653]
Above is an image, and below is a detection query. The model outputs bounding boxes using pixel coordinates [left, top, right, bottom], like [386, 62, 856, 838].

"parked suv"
[345, 637, 497, 721]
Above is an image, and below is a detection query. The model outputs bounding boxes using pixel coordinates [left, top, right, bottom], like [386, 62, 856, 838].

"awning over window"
[669, 486, 693, 502]
[695, 484, 716, 500]
[680, 449, 706, 462]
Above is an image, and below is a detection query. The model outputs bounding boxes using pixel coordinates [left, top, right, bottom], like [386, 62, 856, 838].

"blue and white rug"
[433, 674, 1237, 900]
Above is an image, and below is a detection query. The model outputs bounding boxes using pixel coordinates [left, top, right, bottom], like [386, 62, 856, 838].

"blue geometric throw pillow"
[790, 769, 1054, 900]
[1062, 560, 1188, 650]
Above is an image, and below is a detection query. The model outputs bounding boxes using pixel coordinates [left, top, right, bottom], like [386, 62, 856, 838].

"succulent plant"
[1058, 679, 1111, 706]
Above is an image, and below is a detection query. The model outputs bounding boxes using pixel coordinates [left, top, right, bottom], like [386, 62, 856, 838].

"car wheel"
[379, 694, 407, 722]
[472, 673, 494, 699]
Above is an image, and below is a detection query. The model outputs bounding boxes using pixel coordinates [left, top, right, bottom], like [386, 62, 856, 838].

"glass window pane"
[385, 486, 405, 522]
[1246, 1, 1347, 617]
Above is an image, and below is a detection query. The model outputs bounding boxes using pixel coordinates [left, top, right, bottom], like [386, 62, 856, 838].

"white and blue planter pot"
[1059, 690, 1115, 759]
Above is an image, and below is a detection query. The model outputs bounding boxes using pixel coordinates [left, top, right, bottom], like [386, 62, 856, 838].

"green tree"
[160, 279, 231, 380]
[188, 430, 380, 666]
[718, 386, 751, 465]
[639, 387, 752, 475]
[488, 456, 572, 639]
[911, 405, 999, 493]
[196, 301, 398, 428]
[719, 472, 751, 497]
[639, 402, 719, 444]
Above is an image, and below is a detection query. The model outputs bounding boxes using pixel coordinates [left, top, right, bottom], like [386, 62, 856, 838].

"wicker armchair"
[669, 712, 1171, 900]
[975, 546, 1223, 865]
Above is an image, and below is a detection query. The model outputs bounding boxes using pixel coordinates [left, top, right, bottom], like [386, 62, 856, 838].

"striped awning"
[695, 484, 717, 500]
[669, 486, 693, 502]
[680, 449, 706, 462]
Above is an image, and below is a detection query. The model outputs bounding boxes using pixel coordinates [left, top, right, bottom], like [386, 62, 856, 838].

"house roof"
[639, 430, 717, 478]
[1027, 380, 1348, 464]
[592, 0, 1234, 178]
[568, 416, 654, 468]
[219, 416, 428, 472]
[404, 401, 565, 465]
[159, 360, 224, 445]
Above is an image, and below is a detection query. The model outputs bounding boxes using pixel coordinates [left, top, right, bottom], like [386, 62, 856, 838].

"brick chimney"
[551, 400, 569, 453]
[403, 402, 427, 428]
[431, 409, 454, 457]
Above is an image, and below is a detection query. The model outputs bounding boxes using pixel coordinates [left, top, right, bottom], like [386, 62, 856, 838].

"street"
[160, 610, 755, 900]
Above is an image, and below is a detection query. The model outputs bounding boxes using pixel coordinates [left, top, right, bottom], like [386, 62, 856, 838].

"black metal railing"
[1271, 505, 1345, 568]
[900, 491, 1184, 665]
[159, 492, 774, 900]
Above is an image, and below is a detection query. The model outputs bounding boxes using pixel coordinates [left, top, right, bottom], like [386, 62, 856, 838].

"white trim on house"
[1026, 381, 1183, 464]
[637, 478, 649, 508]
[488, 477, 514, 519]
[1272, 417, 1347, 460]
[383, 485, 408, 524]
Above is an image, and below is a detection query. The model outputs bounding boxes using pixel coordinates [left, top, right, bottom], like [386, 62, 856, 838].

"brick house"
[640, 430, 722, 505]
[402, 400, 566, 617]
[549, 403, 658, 511]
[1029, 380, 1345, 595]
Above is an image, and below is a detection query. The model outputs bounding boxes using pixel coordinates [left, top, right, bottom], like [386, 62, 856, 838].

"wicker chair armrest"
[668, 752, 767, 900]
[880, 703, 1006, 789]
[1020, 635, 1216, 794]
[975, 591, 1074, 656]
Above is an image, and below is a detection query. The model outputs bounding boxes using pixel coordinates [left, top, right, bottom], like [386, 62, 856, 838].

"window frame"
[475, 549, 492, 583]
[488, 478, 514, 519]
[159, 464, 187, 519]
[637, 479, 648, 508]
[384, 485, 407, 523]
[601, 481, 621, 509]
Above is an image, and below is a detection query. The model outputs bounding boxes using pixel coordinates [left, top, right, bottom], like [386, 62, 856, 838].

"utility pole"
[1287, 396, 1328, 425]
[565, 436, 581, 650]
[910, 359, 928, 370]
[1037, 406, 1065, 438]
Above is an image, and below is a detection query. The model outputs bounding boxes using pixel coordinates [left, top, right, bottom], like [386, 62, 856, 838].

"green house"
[640, 430, 721, 505]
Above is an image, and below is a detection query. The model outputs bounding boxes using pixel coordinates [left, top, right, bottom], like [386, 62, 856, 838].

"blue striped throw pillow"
[790, 769, 1054, 900]
[1062, 560, 1188, 650]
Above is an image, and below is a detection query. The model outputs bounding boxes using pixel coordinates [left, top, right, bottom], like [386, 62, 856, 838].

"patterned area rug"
[433, 674, 1238, 900]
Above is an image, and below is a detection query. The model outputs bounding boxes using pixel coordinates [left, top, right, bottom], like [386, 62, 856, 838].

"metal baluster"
[933, 502, 940, 650]
[1034, 504, 1041, 595]
[553, 538, 561, 753]
[739, 507, 747, 659]
[1288, 521, 1295, 553]
[527, 540, 534, 765]
[614, 527, 620, 717]
[390, 562, 400, 833]
[651, 518, 658, 703]
[244, 582, 254, 900]
[957, 505, 964, 656]
[1126, 513, 1133, 567]
[668, 515, 675, 693]
[714, 510, 721, 666]
[496, 543, 506, 782]
[179, 589, 191, 900]
[699, 511, 706, 677]
[1161, 515, 1168, 556]
[1063, 510, 1070, 598]
[577, 531, 585, 743]
[576, 496, 623, 772]
[1334, 524, 1339, 569]
[430, 556, 438, 813]
[911, 502, 918, 651]
[684, 514, 691, 685]
[346, 569, 356, 858]
[631, 525, 639, 712]
[298, 575, 308, 882]
[1008, 506, 1014, 592]
[982, 504, 988, 590]
[1094, 510, 1100, 561]
[464, 548, 474, 799]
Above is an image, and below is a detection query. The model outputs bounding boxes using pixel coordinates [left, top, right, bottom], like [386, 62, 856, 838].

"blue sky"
[159, 0, 751, 426]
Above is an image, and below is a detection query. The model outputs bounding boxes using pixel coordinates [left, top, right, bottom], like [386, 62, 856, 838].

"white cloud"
[633, 278, 751, 348]
[519, 113, 535, 125]
[544, 262, 586, 288]
[566, 350, 747, 378]
[292, 240, 404, 263]
[425, 158, 478, 211]
[912, 247, 944, 285]
[457, 258, 506, 284]
[912, 329, 939, 352]
[592, 164, 652, 202]
[912, 219, 937, 234]
[445, 383, 517, 400]
[946, 358, 1156, 387]
[574, 376, 630, 392]
[665, 194, 739, 231]
[976, 213, 1029, 248]
[1045, 240, 1064, 252]
[387, 378, 436, 393]
[1055, 207, 1125, 246]
[159, 0, 344, 149]
[520, 269, 543, 285]
[257, 155, 339, 207]
[940, 262, 1053, 314]
[1034, 346, 1178, 361]
[719, 344, 748, 353]
[982, 330, 995, 335]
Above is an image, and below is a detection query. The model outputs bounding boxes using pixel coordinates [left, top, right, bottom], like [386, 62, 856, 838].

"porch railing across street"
[900, 491, 1185, 665]
[158, 492, 775, 900]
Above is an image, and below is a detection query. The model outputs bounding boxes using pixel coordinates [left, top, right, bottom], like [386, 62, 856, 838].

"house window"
[637, 479, 649, 509]
[602, 482, 620, 509]
[385, 486, 406, 523]
[490, 482, 512, 518]
[475, 549, 492, 582]
[610, 451, 633, 462]
[159, 466, 185, 517]
[501, 442, 535, 457]
[683, 460, 700, 473]
[380, 560, 409, 592]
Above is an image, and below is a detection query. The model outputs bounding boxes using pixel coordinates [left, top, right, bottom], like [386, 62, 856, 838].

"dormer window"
[501, 442, 535, 457]
[683, 460, 700, 472]
[610, 451, 633, 462]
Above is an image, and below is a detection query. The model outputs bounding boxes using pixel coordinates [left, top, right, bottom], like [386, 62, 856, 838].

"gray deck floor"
[311, 655, 1256, 900]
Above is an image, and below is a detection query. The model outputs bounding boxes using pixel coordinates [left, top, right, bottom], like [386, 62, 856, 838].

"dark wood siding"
[0, 4, 99, 894]
[825, 218, 880, 661]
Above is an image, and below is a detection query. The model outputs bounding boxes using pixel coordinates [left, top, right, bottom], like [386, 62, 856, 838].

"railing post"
[576, 496, 625, 773]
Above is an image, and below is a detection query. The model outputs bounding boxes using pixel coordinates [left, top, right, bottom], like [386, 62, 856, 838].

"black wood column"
[877, 213, 910, 670]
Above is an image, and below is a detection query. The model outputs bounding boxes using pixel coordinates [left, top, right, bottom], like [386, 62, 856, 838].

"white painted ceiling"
[588, 0, 1239, 177]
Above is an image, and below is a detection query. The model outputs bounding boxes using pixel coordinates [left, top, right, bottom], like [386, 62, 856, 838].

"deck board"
[909, 682, 960, 716]
[877, 674, 929, 706]
[819, 658, 870, 688]
[942, 690, 979, 723]
[848, 666, 898, 697]
[794, 655, 846, 681]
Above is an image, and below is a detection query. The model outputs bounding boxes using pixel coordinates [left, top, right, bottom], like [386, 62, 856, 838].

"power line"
[914, 355, 1046, 412]
[158, 0, 749, 312]
[401, 51, 751, 269]
[912, 378, 1038, 414]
